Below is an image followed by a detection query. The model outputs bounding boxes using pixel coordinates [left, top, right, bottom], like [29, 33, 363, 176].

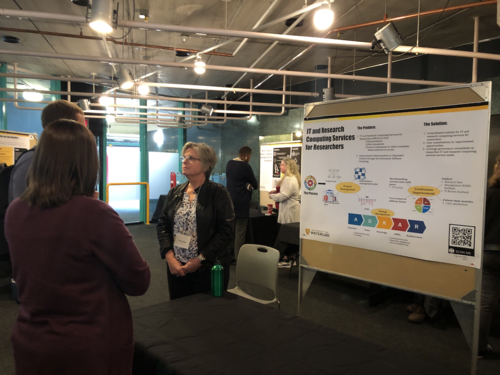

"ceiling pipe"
[0, 87, 303, 109]
[223, 8, 310, 99]
[472, 16, 479, 83]
[179, 0, 323, 62]
[140, 82, 316, 97]
[232, 0, 281, 56]
[387, 52, 392, 94]
[0, 27, 233, 57]
[325, 0, 496, 36]
[0, 8, 373, 51]
[0, 72, 317, 97]
[0, 49, 459, 86]
[2, 4, 499, 62]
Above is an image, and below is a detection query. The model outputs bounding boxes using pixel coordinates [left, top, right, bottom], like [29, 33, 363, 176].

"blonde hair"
[278, 158, 301, 187]
[488, 154, 500, 188]
[182, 142, 217, 179]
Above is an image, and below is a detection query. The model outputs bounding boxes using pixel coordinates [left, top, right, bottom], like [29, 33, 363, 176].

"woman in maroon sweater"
[5, 120, 151, 375]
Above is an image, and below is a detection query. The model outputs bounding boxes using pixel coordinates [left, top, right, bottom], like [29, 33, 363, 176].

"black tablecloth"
[132, 293, 453, 375]
[246, 208, 279, 247]
[274, 222, 300, 256]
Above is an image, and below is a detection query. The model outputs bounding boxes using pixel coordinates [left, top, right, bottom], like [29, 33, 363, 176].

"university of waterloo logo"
[305, 228, 310, 235]
[304, 175, 317, 191]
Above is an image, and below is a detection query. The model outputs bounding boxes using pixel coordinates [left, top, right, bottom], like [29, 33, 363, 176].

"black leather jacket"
[157, 179, 235, 265]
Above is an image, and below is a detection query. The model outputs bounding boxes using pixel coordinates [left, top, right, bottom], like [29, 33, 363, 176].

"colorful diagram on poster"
[415, 197, 431, 213]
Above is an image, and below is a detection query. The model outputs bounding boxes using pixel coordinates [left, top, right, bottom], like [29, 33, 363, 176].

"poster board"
[260, 141, 302, 206]
[300, 83, 490, 300]
[0, 130, 37, 166]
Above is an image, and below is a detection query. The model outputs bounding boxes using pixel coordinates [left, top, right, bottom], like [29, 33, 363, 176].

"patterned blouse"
[173, 192, 198, 263]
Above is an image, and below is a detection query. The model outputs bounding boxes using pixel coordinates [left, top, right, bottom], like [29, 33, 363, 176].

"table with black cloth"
[273, 222, 300, 257]
[132, 293, 453, 375]
[245, 208, 279, 248]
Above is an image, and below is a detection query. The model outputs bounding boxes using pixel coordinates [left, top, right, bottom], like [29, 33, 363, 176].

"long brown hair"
[488, 154, 500, 188]
[21, 120, 99, 208]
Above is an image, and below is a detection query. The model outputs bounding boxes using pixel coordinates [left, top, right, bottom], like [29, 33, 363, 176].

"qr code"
[449, 225, 475, 250]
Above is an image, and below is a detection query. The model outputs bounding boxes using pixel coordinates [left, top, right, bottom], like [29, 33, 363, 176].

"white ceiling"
[0, 0, 499, 98]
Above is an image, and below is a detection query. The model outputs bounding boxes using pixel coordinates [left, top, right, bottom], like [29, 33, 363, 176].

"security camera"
[180, 34, 189, 43]
[372, 22, 403, 54]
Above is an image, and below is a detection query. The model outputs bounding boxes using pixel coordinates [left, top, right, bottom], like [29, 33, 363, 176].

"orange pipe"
[0, 27, 233, 57]
[326, 0, 496, 35]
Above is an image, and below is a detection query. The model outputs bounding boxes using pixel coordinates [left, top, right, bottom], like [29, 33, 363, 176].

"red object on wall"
[170, 172, 176, 189]
[275, 185, 280, 210]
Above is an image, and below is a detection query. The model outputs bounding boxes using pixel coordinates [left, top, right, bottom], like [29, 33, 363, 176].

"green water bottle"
[211, 259, 224, 297]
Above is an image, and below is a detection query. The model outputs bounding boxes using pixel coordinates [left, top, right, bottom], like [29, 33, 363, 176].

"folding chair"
[228, 244, 280, 307]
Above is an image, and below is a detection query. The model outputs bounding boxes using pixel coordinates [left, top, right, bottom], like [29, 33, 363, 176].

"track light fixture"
[22, 90, 43, 102]
[314, 1, 334, 30]
[194, 55, 206, 74]
[78, 99, 90, 111]
[138, 83, 149, 95]
[200, 104, 214, 116]
[89, 0, 115, 34]
[116, 68, 134, 89]
[99, 96, 113, 106]
[373, 22, 403, 54]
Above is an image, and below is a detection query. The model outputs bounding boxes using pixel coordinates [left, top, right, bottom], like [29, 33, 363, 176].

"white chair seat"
[227, 286, 278, 305]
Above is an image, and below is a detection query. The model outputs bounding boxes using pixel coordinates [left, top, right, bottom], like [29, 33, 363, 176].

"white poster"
[259, 142, 302, 191]
[300, 105, 490, 268]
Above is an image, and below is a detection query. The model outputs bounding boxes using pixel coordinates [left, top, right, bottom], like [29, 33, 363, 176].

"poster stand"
[0, 130, 37, 166]
[298, 83, 492, 375]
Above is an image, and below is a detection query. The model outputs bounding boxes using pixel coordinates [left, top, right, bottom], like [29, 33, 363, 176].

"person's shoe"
[478, 345, 493, 359]
[278, 261, 291, 269]
[408, 306, 426, 324]
[406, 303, 418, 313]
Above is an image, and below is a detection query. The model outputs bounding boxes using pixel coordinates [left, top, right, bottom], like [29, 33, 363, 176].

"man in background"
[9, 100, 85, 203]
[226, 146, 258, 263]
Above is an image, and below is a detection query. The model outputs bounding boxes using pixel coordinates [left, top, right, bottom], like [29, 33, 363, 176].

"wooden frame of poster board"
[298, 83, 491, 375]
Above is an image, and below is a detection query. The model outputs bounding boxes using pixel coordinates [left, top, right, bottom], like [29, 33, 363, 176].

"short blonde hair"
[182, 142, 217, 179]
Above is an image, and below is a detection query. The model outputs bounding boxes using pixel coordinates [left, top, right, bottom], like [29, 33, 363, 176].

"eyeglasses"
[180, 155, 200, 163]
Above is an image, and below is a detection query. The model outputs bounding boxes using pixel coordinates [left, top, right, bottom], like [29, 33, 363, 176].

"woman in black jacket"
[479, 154, 500, 357]
[157, 142, 235, 300]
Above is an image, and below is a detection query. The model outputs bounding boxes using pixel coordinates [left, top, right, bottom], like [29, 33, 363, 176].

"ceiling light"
[194, 55, 206, 74]
[89, 0, 114, 34]
[78, 99, 90, 111]
[139, 14, 145, 19]
[200, 104, 214, 116]
[196, 33, 207, 36]
[138, 83, 149, 95]
[154, 129, 164, 147]
[99, 96, 113, 106]
[23, 91, 43, 102]
[314, 1, 334, 30]
[295, 131, 302, 137]
[374, 22, 403, 54]
[116, 68, 134, 89]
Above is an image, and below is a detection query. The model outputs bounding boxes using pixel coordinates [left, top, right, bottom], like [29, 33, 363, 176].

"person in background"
[478, 154, 500, 358]
[157, 142, 235, 300]
[226, 146, 258, 263]
[5, 120, 150, 375]
[269, 158, 301, 224]
[8, 99, 86, 203]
